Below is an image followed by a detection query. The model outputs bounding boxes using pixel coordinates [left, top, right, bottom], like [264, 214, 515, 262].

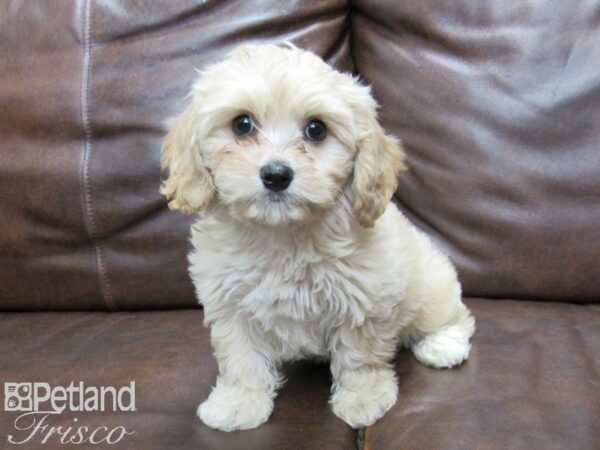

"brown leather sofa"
[1, 1, 599, 449]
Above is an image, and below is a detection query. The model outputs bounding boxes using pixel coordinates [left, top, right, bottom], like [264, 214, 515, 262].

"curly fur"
[161, 44, 475, 431]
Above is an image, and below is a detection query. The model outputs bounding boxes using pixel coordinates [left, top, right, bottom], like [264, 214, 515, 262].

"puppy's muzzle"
[260, 162, 293, 192]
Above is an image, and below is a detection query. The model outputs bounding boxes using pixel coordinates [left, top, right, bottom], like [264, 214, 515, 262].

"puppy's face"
[162, 45, 405, 227]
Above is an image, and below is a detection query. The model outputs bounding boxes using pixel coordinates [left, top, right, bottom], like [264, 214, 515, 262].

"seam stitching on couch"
[357, 427, 365, 450]
[80, 0, 115, 311]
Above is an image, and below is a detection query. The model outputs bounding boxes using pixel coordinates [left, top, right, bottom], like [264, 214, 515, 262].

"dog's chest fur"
[188, 206, 412, 361]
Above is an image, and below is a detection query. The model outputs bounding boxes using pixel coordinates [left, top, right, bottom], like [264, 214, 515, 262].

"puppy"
[161, 44, 475, 431]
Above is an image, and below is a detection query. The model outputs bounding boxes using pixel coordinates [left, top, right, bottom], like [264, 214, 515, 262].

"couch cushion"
[1, 300, 598, 448]
[0, 0, 351, 311]
[0, 309, 356, 449]
[352, 0, 600, 301]
[365, 298, 600, 450]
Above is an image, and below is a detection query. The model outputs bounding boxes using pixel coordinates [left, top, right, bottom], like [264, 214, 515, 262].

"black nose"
[260, 162, 294, 192]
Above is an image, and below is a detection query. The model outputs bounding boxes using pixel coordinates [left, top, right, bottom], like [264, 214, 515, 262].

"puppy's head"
[161, 44, 405, 227]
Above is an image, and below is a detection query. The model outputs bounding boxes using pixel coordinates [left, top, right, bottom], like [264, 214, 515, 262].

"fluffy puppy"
[161, 44, 475, 431]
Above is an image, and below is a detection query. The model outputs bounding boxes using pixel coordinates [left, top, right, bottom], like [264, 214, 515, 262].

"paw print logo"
[4, 383, 32, 412]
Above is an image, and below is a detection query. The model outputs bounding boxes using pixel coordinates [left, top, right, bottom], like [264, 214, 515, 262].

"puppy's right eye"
[232, 114, 255, 137]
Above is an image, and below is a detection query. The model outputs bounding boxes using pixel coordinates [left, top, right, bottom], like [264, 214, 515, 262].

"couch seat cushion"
[0, 309, 355, 449]
[365, 298, 600, 450]
[2, 299, 598, 449]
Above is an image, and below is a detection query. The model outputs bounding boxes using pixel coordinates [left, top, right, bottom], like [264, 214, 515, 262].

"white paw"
[331, 368, 398, 428]
[197, 382, 274, 431]
[412, 323, 473, 369]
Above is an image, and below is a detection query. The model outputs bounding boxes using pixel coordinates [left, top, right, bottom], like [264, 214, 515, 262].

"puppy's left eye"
[305, 119, 327, 142]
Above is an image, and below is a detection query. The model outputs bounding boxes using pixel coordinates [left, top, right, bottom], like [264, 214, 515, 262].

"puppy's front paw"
[330, 368, 398, 428]
[197, 382, 274, 431]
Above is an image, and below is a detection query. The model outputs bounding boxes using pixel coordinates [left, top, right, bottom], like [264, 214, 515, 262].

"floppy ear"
[160, 103, 215, 214]
[351, 115, 406, 228]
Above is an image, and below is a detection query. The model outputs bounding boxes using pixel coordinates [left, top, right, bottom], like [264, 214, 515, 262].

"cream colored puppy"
[161, 44, 475, 432]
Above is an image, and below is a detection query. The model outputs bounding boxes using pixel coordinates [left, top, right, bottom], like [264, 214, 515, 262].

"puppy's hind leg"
[407, 247, 475, 369]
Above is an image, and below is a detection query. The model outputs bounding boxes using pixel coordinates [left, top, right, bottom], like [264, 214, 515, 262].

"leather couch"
[1, 1, 598, 449]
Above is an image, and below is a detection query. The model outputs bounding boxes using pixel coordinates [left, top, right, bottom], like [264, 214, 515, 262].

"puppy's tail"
[281, 41, 298, 51]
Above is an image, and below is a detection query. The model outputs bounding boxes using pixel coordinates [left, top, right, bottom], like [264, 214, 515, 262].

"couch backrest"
[1, 0, 598, 311]
[0, 0, 351, 310]
[351, 0, 600, 302]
